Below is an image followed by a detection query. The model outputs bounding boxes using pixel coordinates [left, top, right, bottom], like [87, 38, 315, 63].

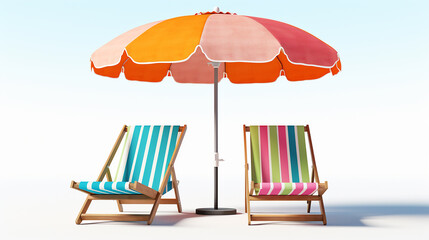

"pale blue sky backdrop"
[0, 0, 428, 206]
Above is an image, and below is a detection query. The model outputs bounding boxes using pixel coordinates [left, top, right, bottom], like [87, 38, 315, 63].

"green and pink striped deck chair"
[243, 125, 328, 225]
[71, 125, 186, 225]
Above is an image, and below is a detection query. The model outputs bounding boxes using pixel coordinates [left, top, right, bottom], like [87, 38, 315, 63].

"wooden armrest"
[318, 181, 328, 196]
[130, 182, 159, 199]
[70, 181, 94, 195]
[71, 180, 159, 199]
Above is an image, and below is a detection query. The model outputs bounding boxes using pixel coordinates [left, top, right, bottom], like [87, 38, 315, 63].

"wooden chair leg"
[319, 197, 327, 225]
[245, 196, 248, 213]
[172, 182, 182, 213]
[171, 168, 182, 213]
[106, 165, 123, 212]
[147, 194, 162, 225]
[116, 200, 123, 212]
[307, 200, 312, 213]
[246, 195, 251, 225]
[76, 197, 92, 224]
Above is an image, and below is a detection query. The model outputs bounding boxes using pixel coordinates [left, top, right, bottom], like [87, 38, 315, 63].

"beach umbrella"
[90, 7, 341, 215]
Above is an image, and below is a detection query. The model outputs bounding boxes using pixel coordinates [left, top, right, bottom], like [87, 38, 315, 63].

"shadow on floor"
[79, 205, 429, 227]
[79, 211, 204, 226]
[151, 212, 206, 226]
[249, 204, 429, 227]
[325, 205, 429, 227]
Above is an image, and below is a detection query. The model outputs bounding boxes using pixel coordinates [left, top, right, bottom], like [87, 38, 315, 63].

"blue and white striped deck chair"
[71, 125, 187, 225]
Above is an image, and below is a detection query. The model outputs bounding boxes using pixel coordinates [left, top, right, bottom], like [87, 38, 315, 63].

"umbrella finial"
[195, 7, 235, 15]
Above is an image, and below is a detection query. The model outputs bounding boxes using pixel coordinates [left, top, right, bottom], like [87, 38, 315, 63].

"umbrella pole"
[214, 65, 219, 210]
[196, 62, 236, 215]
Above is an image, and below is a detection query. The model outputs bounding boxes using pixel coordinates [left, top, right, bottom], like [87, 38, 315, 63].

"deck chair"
[243, 125, 328, 225]
[71, 125, 186, 225]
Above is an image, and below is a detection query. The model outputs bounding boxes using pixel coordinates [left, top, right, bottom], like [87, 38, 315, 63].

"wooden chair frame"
[243, 125, 328, 225]
[71, 125, 187, 225]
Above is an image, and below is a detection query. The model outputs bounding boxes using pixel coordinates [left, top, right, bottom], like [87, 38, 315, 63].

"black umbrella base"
[196, 208, 237, 215]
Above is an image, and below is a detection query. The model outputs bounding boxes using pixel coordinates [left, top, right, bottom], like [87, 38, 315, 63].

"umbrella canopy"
[91, 10, 341, 84]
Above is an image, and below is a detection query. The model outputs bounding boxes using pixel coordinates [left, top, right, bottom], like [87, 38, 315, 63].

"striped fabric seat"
[79, 182, 141, 194]
[258, 183, 318, 196]
[249, 125, 318, 196]
[78, 181, 174, 195]
[79, 125, 180, 195]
